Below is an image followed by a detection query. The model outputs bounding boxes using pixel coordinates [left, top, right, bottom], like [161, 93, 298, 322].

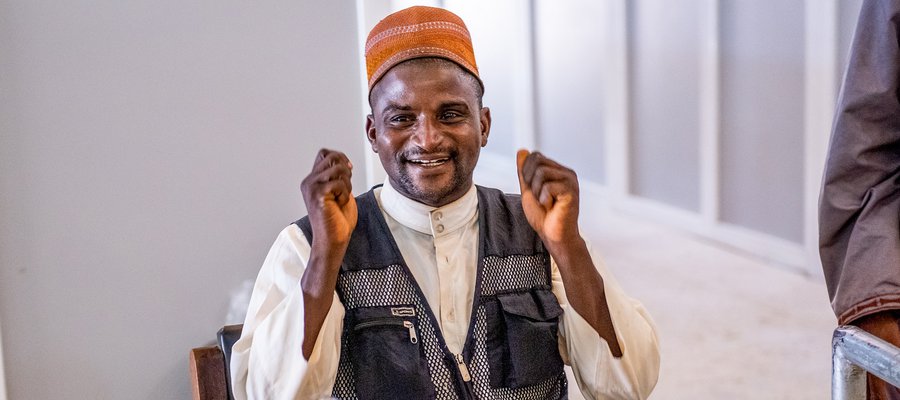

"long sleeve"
[229, 225, 345, 400]
[819, 0, 900, 324]
[553, 242, 660, 400]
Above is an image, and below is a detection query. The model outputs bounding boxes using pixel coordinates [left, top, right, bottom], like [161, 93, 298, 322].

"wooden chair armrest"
[189, 345, 227, 400]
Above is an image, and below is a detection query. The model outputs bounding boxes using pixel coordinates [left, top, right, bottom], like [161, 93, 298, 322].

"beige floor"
[576, 210, 836, 400]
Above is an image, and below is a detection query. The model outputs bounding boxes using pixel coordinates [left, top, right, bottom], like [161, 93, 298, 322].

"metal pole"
[832, 325, 900, 399]
[833, 339, 867, 400]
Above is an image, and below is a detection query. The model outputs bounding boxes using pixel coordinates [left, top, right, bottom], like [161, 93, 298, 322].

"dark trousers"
[854, 311, 900, 400]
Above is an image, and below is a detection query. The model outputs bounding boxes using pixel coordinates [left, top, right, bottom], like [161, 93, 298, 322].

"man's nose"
[412, 116, 443, 150]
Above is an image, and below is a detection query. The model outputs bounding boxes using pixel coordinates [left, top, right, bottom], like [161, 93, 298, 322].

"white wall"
[0, 1, 366, 398]
[628, 0, 704, 212]
[533, 0, 607, 185]
[719, 0, 806, 243]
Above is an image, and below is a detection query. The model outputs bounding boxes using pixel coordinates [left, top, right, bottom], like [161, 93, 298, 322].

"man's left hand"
[516, 149, 580, 247]
[517, 149, 623, 357]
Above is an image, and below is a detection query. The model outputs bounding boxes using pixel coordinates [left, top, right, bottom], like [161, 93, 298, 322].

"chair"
[189, 324, 243, 400]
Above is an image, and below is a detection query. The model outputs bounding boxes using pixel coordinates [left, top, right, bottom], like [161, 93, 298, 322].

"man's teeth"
[409, 158, 448, 165]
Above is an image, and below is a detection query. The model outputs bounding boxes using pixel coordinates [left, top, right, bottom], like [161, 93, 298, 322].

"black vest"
[296, 186, 567, 400]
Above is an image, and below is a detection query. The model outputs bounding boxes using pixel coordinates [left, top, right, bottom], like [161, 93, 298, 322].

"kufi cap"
[365, 6, 482, 92]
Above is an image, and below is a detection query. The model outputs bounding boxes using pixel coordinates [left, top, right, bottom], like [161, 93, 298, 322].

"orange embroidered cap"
[365, 6, 482, 92]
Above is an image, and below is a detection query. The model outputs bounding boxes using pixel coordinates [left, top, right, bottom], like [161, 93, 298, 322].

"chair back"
[218, 324, 243, 400]
[190, 324, 243, 400]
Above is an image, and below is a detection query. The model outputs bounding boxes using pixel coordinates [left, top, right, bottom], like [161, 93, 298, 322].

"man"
[231, 6, 659, 399]
[820, 1, 900, 398]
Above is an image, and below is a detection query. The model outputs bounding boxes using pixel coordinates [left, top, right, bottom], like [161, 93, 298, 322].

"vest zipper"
[455, 353, 471, 382]
[354, 318, 418, 344]
[404, 321, 418, 344]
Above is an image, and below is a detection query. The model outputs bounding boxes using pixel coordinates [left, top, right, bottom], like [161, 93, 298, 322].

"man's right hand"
[300, 149, 358, 251]
[299, 148, 357, 360]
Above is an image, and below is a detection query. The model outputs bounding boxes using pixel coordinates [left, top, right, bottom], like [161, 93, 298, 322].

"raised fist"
[300, 149, 358, 250]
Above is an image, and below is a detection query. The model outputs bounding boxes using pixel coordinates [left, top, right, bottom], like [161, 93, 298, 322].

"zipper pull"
[455, 353, 471, 382]
[403, 321, 418, 344]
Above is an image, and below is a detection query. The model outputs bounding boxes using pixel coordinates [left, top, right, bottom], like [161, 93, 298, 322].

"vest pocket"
[486, 286, 564, 389]
[347, 305, 435, 400]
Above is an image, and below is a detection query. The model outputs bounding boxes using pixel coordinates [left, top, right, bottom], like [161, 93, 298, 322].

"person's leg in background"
[854, 311, 900, 400]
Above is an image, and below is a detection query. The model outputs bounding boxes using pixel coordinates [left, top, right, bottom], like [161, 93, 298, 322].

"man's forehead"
[370, 58, 480, 109]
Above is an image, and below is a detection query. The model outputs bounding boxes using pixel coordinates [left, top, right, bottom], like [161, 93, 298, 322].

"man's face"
[367, 59, 490, 207]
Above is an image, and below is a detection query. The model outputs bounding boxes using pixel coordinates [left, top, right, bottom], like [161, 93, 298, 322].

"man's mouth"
[407, 157, 450, 167]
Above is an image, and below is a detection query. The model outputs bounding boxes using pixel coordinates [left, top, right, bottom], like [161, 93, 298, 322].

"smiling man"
[230, 6, 659, 400]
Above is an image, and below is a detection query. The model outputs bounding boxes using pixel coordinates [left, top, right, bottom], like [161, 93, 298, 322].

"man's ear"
[365, 114, 378, 153]
[479, 107, 492, 147]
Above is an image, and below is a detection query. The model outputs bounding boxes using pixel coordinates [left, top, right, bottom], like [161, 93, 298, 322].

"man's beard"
[395, 157, 470, 206]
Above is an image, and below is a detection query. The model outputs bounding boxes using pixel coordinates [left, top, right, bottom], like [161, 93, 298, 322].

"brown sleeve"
[820, 0, 900, 324]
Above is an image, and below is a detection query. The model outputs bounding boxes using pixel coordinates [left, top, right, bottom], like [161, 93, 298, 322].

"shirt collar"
[379, 178, 478, 237]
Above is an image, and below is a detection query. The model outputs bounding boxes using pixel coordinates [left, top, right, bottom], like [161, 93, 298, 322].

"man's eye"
[390, 115, 413, 123]
[441, 111, 462, 120]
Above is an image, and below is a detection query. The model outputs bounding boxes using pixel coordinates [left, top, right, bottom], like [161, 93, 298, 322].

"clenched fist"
[516, 149, 580, 247]
[300, 149, 358, 252]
